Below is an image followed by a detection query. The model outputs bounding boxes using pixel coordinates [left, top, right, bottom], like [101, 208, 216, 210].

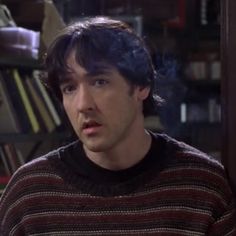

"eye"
[93, 78, 109, 87]
[60, 83, 77, 94]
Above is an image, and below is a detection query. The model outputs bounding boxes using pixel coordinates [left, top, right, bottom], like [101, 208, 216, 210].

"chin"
[83, 141, 112, 153]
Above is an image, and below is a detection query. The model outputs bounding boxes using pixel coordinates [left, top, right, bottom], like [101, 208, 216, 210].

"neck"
[84, 128, 152, 171]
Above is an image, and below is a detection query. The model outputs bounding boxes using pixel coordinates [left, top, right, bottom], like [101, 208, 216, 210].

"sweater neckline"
[70, 133, 162, 184]
[51, 132, 172, 196]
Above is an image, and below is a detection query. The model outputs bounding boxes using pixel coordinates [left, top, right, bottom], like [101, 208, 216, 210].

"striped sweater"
[0, 133, 235, 235]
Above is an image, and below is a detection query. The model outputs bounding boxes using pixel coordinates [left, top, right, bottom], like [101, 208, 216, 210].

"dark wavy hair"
[43, 17, 162, 116]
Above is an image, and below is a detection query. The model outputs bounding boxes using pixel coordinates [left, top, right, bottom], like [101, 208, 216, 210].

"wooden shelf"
[183, 79, 220, 88]
[0, 132, 71, 143]
[180, 122, 220, 127]
[0, 57, 43, 69]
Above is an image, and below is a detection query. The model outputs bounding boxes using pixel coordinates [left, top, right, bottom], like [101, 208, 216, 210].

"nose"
[74, 84, 96, 113]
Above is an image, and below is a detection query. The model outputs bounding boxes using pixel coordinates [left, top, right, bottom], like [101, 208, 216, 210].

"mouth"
[81, 120, 102, 135]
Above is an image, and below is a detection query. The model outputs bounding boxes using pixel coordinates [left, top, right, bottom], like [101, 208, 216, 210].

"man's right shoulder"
[19, 139, 79, 172]
[1, 140, 80, 196]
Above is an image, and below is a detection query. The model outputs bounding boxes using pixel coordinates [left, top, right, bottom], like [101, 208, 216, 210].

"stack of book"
[180, 99, 221, 123]
[0, 68, 63, 173]
[0, 69, 62, 134]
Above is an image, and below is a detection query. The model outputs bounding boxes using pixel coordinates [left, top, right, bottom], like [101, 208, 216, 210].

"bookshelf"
[148, 0, 221, 157]
[0, 132, 68, 143]
[0, 57, 68, 183]
[178, 24, 220, 156]
[0, 57, 42, 69]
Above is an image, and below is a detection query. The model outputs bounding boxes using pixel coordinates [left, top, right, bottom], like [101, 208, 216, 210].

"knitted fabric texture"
[0, 133, 235, 235]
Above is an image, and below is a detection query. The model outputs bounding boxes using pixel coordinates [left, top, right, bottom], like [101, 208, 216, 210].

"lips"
[82, 120, 102, 135]
[82, 120, 100, 129]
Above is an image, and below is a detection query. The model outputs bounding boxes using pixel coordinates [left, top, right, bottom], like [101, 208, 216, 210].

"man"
[0, 17, 235, 235]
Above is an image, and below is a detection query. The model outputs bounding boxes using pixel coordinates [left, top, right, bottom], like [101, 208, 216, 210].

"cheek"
[102, 94, 138, 119]
[63, 99, 75, 122]
[62, 99, 69, 114]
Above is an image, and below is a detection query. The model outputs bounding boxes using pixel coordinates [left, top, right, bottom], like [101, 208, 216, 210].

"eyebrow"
[58, 68, 113, 85]
[87, 69, 113, 77]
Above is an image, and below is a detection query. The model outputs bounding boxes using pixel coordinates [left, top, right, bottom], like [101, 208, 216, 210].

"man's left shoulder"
[176, 139, 223, 172]
[153, 132, 225, 175]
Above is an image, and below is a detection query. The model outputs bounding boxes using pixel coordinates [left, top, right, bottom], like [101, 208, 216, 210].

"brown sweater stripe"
[0, 133, 235, 235]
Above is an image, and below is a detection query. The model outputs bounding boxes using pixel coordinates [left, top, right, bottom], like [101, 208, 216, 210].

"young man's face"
[60, 52, 150, 153]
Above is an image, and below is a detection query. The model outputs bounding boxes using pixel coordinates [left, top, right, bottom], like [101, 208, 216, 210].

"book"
[12, 69, 41, 133]
[3, 143, 22, 173]
[33, 70, 62, 127]
[2, 69, 32, 133]
[0, 146, 11, 176]
[0, 71, 21, 133]
[208, 98, 221, 123]
[22, 79, 46, 133]
[200, 0, 220, 26]
[184, 102, 209, 123]
[25, 77, 56, 132]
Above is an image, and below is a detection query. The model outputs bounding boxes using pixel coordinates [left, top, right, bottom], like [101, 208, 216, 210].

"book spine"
[13, 69, 40, 133]
[0, 71, 21, 133]
[25, 78, 56, 132]
[34, 70, 61, 126]
[2, 69, 32, 133]
[0, 146, 11, 176]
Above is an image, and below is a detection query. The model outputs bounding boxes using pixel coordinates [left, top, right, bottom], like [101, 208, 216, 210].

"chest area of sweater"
[15, 188, 216, 236]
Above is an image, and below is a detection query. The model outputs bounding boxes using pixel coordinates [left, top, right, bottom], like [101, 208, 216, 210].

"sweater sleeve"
[179, 145, 236, 235]
[205, 166, 236, 236]
[0, 156, 51, 236]
[207, 197, 236, 235]
[0, 167, 27, 236]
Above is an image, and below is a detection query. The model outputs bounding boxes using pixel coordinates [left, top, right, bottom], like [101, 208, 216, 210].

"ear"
[136, 86, 150, 101]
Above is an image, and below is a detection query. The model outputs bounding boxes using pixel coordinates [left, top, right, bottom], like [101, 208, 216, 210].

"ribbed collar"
[50, 132, 176, 196]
